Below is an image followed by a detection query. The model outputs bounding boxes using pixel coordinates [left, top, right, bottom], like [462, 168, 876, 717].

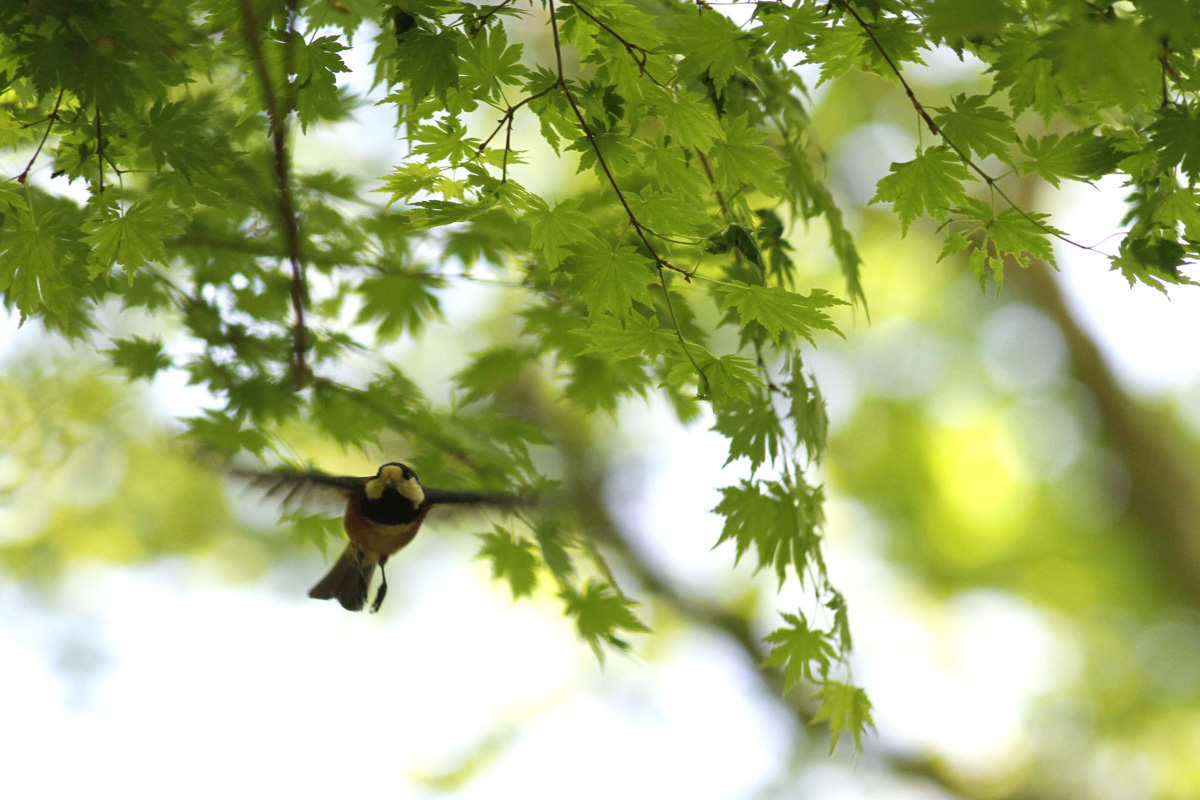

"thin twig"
[1158, 46, 1175, 108]
[15, 89, 63, 185]
[238, 0, 310, 389]
[657, 269, 710, 397]
[477, 80, 562, 154]
[548, 0, 692, 281]
[95, 106, 105, 194]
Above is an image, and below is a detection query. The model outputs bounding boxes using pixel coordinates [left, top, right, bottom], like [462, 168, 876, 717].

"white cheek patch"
[397, 478, 425, 506]
[365, 478, 384, 500]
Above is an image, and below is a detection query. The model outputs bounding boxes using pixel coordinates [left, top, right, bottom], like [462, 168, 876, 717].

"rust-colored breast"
[343, 493, 430, 558]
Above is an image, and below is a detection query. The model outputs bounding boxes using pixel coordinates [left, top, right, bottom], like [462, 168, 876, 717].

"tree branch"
[1013, 261, 1200, 607]
[238, 0, 310, 390]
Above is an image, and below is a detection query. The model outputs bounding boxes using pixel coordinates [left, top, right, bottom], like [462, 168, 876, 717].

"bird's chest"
[344, 493, 428, 555]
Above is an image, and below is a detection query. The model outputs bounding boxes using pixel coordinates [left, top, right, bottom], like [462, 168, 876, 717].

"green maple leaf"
[286, 513, 341, 557]
[579, 313, 666, 361]
[707, 354, 759, 403]
[477, 527, 540, 600]
[932, 94, 1017, 163]
[0, 212, 61, 321]
[713, 480, 777, 569]
[1018, 131, 1094, 188]
[528, 199, 596, 269]
[868, 16, 927, 70]
[559, 5, 600, 62]
[989, 30, 1064, 120]
[715, 281, 845, 345]
[183, 410, 270, 458]
[941, 197, 1059, 289]
[672, 11, 752, 93]
[712, 478, 824, 586]
[355, 273, 444, 339]
[135, 100, 222, 173]
[310, 384, 383, 448]
[411, 117, 481, 164]
[626, 190, 714, 238]
[374, 162, 445, 206]
[461, 23, 527, 100]
[106, 336, 173, 380]
[871, 146, 971, 231]
[923, 0, 1018, 45]
[757, 2, 825, 57]
[1149, 104, 1200, 182]
[293, 34, 351, 131]
[711, 395, 784, 473]
[788, 363, 828, 464]
[655, 88, 722, 151]
[827, 591, 853, 653]
[810, 23, 870, 86]
[762, 612, 836, 691]
[401, 199, 497, 231]
[1113, 229, 1195, 292]
[1048, 20, 1159, 111]
[532, 517, 574, 582]
[455, 347, 534, 405]
[813, 680, 875, 754]
[560, 581, 650, 661]
[83, 202, 180, 279]
[813, 17, 924, 84]
[570, 241, 654, 318]
[711, 117, 786, 197]
[984, 208, 1058, 266]
[393, 27, 460, 103]
[664, 349, 760, 405]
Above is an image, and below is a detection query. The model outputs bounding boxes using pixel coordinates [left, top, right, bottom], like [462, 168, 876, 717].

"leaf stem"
[657, 269, 710, 397]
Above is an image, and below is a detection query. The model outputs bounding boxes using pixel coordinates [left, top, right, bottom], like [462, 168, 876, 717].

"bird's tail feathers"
[309, 546, 374, 611]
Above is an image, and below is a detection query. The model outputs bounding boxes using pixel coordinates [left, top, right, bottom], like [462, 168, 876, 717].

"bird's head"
[366, 462, 425, 506]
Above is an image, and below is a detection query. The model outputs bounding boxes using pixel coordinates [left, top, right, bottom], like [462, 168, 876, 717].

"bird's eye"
[403, 467, 417, 481]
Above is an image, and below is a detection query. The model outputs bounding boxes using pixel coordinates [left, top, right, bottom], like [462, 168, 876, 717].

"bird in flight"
[239, 462, 523, 613]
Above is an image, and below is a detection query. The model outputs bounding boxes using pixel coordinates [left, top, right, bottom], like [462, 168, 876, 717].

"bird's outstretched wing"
[232, 467, 368, 508]
[422, 487, 526, 508]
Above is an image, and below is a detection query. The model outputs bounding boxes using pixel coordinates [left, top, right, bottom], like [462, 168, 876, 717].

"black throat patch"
[362, 491, 422, 525]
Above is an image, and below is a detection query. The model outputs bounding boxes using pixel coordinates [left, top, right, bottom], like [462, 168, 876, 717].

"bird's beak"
[384, 478, 397, 491]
